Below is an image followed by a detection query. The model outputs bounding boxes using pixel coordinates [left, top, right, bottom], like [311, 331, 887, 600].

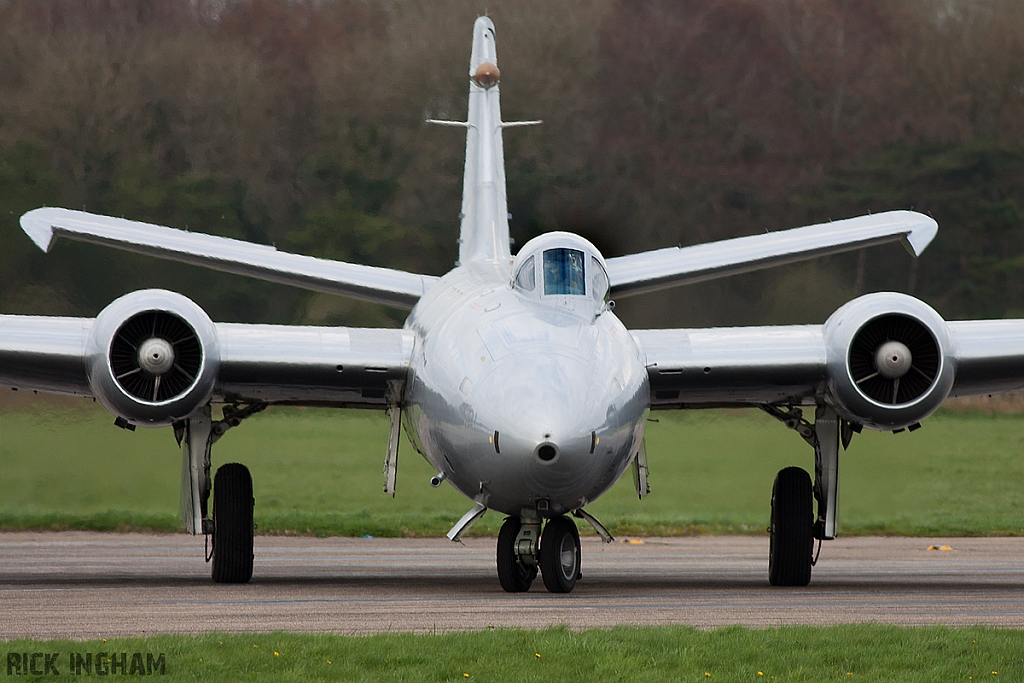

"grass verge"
[2, 625, 1021, 682]
[4, 394, 1024, 537]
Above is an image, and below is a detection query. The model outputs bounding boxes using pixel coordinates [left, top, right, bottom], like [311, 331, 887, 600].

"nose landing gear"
[496, 516, 538, 592]
[539, 516, 581, 593]
[496, 514, 583, 593]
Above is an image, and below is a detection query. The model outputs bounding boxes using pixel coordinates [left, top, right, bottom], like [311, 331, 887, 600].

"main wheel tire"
[768, 466, 814, 587]
[496, 517, 537, 592]
[211, 463, 254, 584]
[539, 516, 581, 593]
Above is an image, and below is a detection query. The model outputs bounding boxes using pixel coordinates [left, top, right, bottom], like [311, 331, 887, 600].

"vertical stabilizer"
[458, 17, 511, 265]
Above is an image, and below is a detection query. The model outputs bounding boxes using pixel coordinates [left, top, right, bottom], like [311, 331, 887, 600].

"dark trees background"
[0, 0, 1022, 328]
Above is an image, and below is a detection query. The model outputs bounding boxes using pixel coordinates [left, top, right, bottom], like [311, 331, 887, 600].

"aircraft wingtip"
[19, 207, 56, 252]
[904, 211, 938, 256]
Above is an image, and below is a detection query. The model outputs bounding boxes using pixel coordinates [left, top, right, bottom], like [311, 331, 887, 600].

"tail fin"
[427, 18, 541, 266]
[457, 16, 510, 265]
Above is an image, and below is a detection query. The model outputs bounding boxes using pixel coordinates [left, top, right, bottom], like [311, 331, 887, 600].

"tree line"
[0, 0, 1022, 328]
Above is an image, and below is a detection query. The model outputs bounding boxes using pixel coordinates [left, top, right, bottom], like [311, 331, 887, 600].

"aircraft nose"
[536, 443, 558, 462]
[464, 352, 630, 515]
[448, 337, 648, 517]
[475, 354, 602, 463]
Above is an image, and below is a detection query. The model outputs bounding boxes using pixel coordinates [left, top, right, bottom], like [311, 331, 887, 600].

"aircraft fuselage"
[403, 259, 649, 517]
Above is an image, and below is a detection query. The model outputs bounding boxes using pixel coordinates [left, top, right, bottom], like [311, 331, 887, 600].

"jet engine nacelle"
[88, 289, 220, 427]
[823, 292, 954, 430]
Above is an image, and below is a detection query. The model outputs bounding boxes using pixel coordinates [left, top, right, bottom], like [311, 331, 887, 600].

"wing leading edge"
[607, 210, 937, 298]
[20, 207, 437, 309]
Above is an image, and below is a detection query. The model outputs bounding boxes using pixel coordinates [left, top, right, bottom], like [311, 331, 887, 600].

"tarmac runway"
[3, 532, 1024, 639]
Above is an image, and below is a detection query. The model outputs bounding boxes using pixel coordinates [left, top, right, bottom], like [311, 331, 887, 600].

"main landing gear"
[768, 467, 813, 586]
[211, 463, 255, 583]
[177, 402, 265, 584]
[762, 404, 856, 587]
[496, 511, 603, 594]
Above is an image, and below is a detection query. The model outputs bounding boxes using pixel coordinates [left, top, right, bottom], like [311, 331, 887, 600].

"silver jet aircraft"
[3, 18, 1023, 593]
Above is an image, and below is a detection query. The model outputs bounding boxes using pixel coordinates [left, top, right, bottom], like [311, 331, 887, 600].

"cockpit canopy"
[511, 232, 609, 305]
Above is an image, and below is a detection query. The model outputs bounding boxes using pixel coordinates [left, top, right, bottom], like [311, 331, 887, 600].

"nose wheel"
[496, 515, 582, 593]
[496, 517, 537, 592]
[540, 516, 581, 593]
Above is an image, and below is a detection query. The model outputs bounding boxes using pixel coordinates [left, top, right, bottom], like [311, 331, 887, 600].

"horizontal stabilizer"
[606, 210, 937, 298]
[426, 119, 472, 128]
[21, 207, 436, 309]
[500, 120, 543, 128]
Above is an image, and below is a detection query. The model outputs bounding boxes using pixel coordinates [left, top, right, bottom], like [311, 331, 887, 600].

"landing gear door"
[383, 405, 401, 497]
[814, 405, 840, 540]
[632, 438, 650, 499]
[179, 405, 213, 535]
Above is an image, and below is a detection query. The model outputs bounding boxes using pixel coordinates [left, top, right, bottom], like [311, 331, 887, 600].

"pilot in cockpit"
[542, 248, 585, 296]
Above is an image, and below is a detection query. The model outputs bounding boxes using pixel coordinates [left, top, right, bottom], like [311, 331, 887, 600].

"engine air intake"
[849, 314, 939, 405]
[110, 311, 202, 403]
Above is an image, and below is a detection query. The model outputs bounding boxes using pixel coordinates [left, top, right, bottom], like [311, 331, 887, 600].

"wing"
[20, 207, 437, 309]
[213, 323, 413, 405]
[0, 316, 93, 396]
[947, 320, 1024, 397]
[0, 315, 414, 408]
[634, 326, 826, 409]
[634, 315, 1024, 417]
[607, 211, 937, 298]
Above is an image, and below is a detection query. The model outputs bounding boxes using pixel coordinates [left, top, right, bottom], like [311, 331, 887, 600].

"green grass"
[2, 626, 1023, 681]
[3, 396, 1024, 537]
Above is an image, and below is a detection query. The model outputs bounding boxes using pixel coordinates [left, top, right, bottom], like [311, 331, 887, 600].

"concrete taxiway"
[2, 532, 1024, 639]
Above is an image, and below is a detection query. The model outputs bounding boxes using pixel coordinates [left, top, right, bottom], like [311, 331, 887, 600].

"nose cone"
[469, 352, 628, 514]
[137, 337, 175, 375]
[875, 340, 913, 379]
[479, 354, 597, 454]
